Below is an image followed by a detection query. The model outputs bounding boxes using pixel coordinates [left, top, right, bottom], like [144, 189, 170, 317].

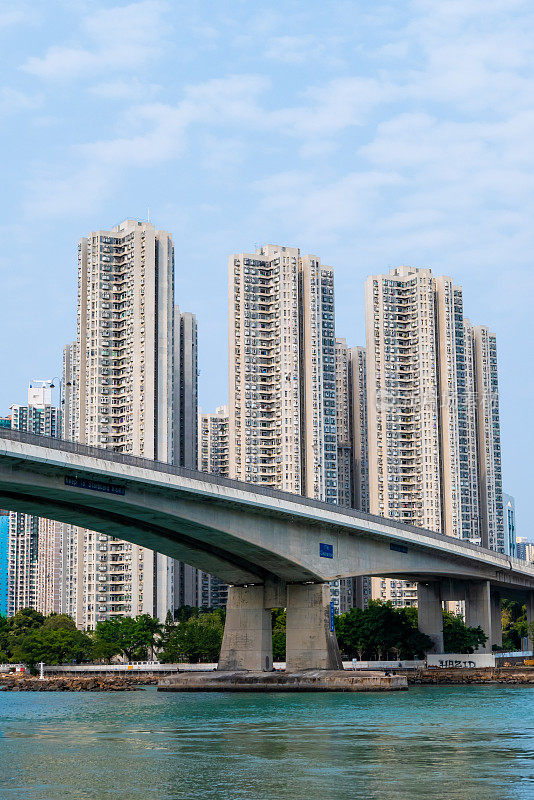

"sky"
[0, 0, 532, 527]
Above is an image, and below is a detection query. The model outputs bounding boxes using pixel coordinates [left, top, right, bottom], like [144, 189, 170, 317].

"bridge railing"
[0, 426, 530, 573]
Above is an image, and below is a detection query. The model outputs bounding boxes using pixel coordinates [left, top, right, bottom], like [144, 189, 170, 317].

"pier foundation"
[218, 585, 273, 671]
[465, 580, 492, 653]
[417, 581, 444, 652]
[285, 583, 343, 671]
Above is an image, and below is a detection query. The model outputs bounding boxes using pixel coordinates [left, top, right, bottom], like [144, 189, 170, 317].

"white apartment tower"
[198, 405, 230, 607]
[364, 266, 504, 605]
[365, 267, 444, 533]
[229, 245, 338, 503]
[64, 219, 198, 627]
[36, 518, 64, 616]
[198, 406, 229, 476]
[348, 346, 370, 514]
[8, 383, 61, 615]
[335, 339, 353, 509]
[473, 325, 504, 550]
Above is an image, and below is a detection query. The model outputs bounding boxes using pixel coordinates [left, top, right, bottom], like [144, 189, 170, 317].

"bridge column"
[490, 590, 502, 649]
[464, 580, 492, 653]
[285, 583, 343, 671]
[417, 582, 444, 653]
[218, 585, 273, 672]
[526, 593, 534, 652]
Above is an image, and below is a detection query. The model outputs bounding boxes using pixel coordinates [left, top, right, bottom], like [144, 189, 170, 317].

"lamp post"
[46, 377, 73, 438]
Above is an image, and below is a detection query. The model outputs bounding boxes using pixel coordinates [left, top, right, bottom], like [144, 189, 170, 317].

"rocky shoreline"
[405, 668, 534, 685]
[0, 675, 158, 691]
[1, 668, 534, 691]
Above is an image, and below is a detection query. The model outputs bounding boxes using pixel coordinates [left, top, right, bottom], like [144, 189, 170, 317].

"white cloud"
[275, 77, 396, 147]
[0, 87, 41, 117]
[89, 78, 161, 100]
[23, 0, 169, 80]
[25, 74, 269, 216]
[254, 169, 402, 242]
[264, 35, 317, 65]
[0, 2, 34, 29]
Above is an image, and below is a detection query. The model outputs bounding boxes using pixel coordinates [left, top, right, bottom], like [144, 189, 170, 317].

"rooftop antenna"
[147, 207, 150, 223]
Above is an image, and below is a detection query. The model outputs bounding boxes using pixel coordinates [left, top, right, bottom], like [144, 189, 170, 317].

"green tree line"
[2, 600, 527, 671]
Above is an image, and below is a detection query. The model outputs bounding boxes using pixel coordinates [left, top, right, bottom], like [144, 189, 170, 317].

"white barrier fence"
[495, 650, 534, 659]
[427, 653, 495, 668]
[8, 654, 533, 674]
[43, 662, 217, 674]
[351, 660, 425, 670]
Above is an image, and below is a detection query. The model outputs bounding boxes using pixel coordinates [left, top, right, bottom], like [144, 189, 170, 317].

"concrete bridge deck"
[1, 428, 532, 669]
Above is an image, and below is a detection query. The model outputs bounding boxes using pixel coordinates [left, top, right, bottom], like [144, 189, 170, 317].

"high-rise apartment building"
[503, 493, 516, 557]
[516, 538, 534, 563]
[229, 244, 344, 609]
[335, 339, 353, 509]
[0, 511, 8, 616]
[36, 518, 64, 616]
[8, 383, 61, 615]
[198, 405, 230, 608]
[229, 244, 337, 502]
[63, 219, 198, 627]
[198, 405, 229, 476]
[473, 325, 504, 551]
[364, 266, 504, 606]
[348, 346, 370, 514]
[347, 345, 372, 608]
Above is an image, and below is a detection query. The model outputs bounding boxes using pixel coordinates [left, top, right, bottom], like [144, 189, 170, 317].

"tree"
[159, 612, 224, 663]
[93, 615, 165, 662]
[335, 602, 433, 660]
[159, 610, 177, 652]
[271, 609, 286, 660]
[10, 608, 45, 632]
[0, 611, 94, 671]
[501, 600, 527, 651]
[442, 611, 488, 654]
[134, 614, 163, 660]
[9, 628, 94, 671]
[42, 614, 77, 631]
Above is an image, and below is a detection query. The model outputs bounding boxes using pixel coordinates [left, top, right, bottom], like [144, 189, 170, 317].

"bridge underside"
[1, 440, 534, 668]
[1, 451, 533, 594]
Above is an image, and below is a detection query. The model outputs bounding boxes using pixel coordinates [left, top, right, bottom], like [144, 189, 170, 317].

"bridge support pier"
[526, 593, 534, 651]
[465, 580, 492, 653]
[490, 590, 502, 649]
[285, 583, 343, 671]
[218, 585, 273, 671]
[417, 582, 444, 652]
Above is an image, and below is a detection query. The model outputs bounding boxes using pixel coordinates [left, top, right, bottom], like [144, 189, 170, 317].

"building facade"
[197, 405, 230, 608]
[198, 406, 229, 477]
[0, 512, 9, 616]
[515, 538, 533, 563]
[8, 383, 61, 615]
[335, 339, 353, 509]
[503, 493, 516, 557]
[36, 518, 64, 616]
[473, 325, 504, 551]
[63, 219, 199, 628]
[229, 244, 337, 501]
[363, 266, 504, 606]
[229, 244, 346, 608]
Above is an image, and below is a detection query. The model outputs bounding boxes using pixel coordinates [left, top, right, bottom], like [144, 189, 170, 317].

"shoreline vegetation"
[1, 669, 534, 692]
[1, 600, 530, 680]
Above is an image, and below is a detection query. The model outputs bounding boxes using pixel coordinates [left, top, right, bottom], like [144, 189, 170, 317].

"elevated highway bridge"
[1, 428, 532, 670]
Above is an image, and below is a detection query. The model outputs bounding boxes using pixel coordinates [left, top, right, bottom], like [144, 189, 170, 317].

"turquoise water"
[0, 686, 533, 800]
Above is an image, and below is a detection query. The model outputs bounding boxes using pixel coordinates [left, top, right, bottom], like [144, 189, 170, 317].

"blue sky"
[0, 0, 532, 527]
